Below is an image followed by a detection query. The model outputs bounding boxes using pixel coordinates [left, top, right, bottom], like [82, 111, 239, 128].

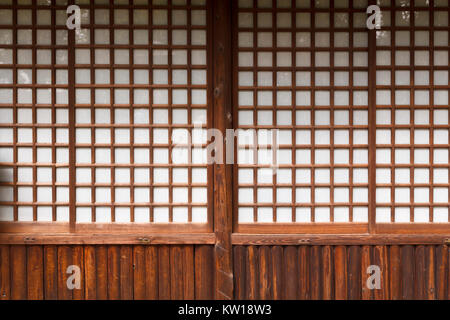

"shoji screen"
[375, 0, 449, 230]
[0, 0, 212, 233]
[0, 0, 71, 230]
[73, 0, 210, 231]
[234, 0, 370, 233]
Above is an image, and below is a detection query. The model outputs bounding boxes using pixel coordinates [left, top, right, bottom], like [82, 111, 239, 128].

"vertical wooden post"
[368, 0, 377, 234]
[68, 0, 76, 232]
[212, 0, 234, 300]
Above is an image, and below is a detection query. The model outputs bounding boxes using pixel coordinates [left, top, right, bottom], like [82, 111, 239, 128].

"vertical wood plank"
[158, 245, 171, 299]
[322, 246, 333, 300]
[43, 246, 57, 300]
[27, 246, 43, 300]
[72, 246, 84, 300]
[334, 246, 347, 300]
[424, 246, 435, 300]
[401, 245, 415, 300]
[233, 246, 246, 300]
[283, 246, 297, 299]
[361, 246, 373, 300]
[309, 246, 321, 300]
[434, 245, 448, 300]
[145, 246, 159, 300]
[0, 245, 10, 300]
[258, 246, 271, 300]
[347, 246, 360, 300]
[133, 246, 146, 300]
[373, 245, 389, 300]
[84, 245, 97, 300]
[183, 245, 195, 300]
[107, 246, 120, 300]
[170, 246, 183, 300]
[11, 245, 27, 299]
[119, 245, 133, 300]
[414, 245, 425, 300]
[246, 246, 258, 300]
[389, 245, 401, 300]
[271, 246, 283, 300]
[96, 245, 108, 300]
[298, 246, 310, 300]
[212, 0, 234, 300]
[448, 245, 450, 300]
[57, 246, 72, 300]
[195, 245, 214, 300]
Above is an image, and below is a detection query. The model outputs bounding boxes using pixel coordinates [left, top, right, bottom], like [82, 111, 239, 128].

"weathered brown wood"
[95, 246, 108, 300]
[11, 245, 27, 300]
[119, 246, 133, 300]
[373, 245, 389, 300]
[347, 246, 360, 300]
[84, 245, 97, 300]
[334, 246, 347, 300]
[158, 245, 170, 299]
[258, 246, 271, 300]
[283, 246, 297, 299]
[448, 246, 450, 300]
[72, 246, 84, 300]
[0, 245, 10, 300]
[132, 246, 146, 300]
[297, 246, 310, 300]
[231, 234, 450, 246]
[246, 246, 258, 300]
[309, 246, 321, 299]
[435, 245, 448, 300]
[57, 246, 72, 300]
[170, 246, 184, 300]
[27, 246, 43, 300]
[183, 245, 195, 299]
[145, 246, 159, 300]
[43, 246, 57, 300]
[424, 246, 435, 300]
[107, 246, 120, 300]
[0, 233, 216, 245]
[389, 246, 402, 300]
[195, 245, 214, 300]
[414, 245, 426, 300]
[212, 0, 233, 300]
[360, 246, 372, 300]
[233, 246, 246, 300]
[322, 246, 333, 300]
[271, 246, 283, 300]
[401, 246, 415, 300]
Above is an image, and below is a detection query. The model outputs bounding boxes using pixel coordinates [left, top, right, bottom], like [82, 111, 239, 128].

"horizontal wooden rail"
[1, 233, 449, 245]
[0, 233, 216, 245]
[232, 234, 450, 245]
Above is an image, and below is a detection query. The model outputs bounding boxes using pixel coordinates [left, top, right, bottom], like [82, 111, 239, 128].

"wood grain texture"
[27, 246, 43, 300]
[195, 245, 214, 300]
[334, 246, 347, 300]
[360, 246, 372, 300]
[57, 246, 72, 300]
[212, 0, 234, 300]
[11, 245, 27, 299]
[2, 244, 450, 300]
[84, 245, 97, 300]
[373, 246, 389, 300]
[0, 245, 10, 300]
[145, 246, 159, 300]
[232, 245, 450, 300]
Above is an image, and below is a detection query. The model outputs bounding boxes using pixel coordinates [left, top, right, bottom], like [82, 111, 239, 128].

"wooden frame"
[0, 0, 213, 234]
[0, 0, 449, 242]
[231, 0, 450, 234]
